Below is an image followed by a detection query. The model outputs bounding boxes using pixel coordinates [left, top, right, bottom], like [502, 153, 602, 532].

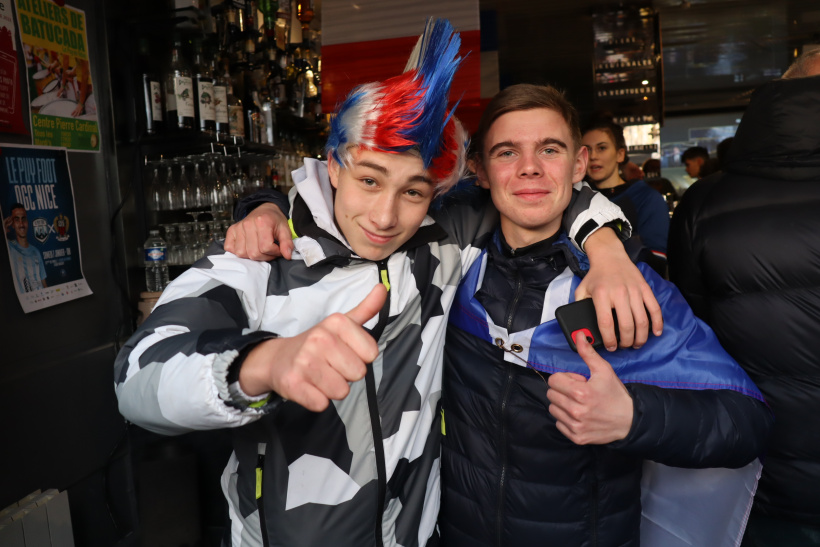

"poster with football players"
[0, 144, 92, 312]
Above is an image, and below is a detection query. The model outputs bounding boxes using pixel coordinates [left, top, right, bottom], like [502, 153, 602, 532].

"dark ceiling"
[483, 0, 820, 115]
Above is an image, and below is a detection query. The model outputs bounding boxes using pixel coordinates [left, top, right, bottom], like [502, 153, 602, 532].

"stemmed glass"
[145, 162, 163, 212]
[207, 154, 233, 218]
[190, 157, 209, 207]
[176, 160, 194, 210]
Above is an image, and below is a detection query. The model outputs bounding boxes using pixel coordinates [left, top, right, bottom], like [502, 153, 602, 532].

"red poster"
[0, 2, 27, 135]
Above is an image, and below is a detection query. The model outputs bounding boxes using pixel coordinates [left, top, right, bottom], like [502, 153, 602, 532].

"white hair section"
[335, 82, 385, 168]
[435, 117, 469, 195]
[403, 23, 429, 73]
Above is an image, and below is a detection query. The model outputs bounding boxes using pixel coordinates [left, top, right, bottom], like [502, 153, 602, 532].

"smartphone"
[554, 299, 617, 352]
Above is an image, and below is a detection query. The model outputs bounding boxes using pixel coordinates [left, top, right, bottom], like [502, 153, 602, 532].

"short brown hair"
[470, 84, 582, 161]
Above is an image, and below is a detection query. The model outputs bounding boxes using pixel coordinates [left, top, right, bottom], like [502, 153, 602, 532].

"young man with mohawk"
[115, 20, 658, 547]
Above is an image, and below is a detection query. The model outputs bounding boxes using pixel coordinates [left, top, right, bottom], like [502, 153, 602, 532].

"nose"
[518, 150, 542, 178]
[369, 193, 398, 230]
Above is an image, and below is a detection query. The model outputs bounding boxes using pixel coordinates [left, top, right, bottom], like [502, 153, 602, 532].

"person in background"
[641, 158, 661, 179]
[3, 203, 47, 292]
[621, 161, 644, 182]
[581, 115, 670, 273]
[115, 20, 658, 547]
[668, 48, 820, 547]
[681, 146, 710, 180]
[436, 83, 771, 547]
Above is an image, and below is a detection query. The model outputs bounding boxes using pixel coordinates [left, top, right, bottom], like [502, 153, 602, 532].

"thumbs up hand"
[239, 284, 387, 412]
[546, 331, 634, 445]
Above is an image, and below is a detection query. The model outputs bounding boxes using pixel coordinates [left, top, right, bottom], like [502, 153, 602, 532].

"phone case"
[554, 299, 608, 352]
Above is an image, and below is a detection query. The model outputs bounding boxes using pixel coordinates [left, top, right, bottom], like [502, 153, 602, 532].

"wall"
[0, 0, 133, 545]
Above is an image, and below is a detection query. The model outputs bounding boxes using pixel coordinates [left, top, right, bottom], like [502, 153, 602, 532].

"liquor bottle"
[138, 38, 163, 135]
[192, 39, 216, 135]
[225, 70, 245, 138]
[212, 55, 230, 139]
[165, 35, 195, 130]
[245, 72, 265, 142]
[259, 0, 279, 38]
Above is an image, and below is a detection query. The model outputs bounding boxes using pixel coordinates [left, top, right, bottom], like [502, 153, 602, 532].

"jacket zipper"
[366, 260, 391, 547]
[495, 358, 515, 547]
[255, 444, 271, 547]
[505, 269, 524, 331]
[496, 268, 525, 546]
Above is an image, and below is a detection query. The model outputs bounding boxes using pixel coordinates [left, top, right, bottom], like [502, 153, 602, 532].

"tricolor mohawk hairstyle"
[325, 18, 468, 195]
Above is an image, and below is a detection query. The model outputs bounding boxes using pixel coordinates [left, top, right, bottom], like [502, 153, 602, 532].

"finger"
[285, 380, 331, 413]
[301, 357, 356, 400]
[345, 284, 388, 326]
[575, 331, 615, 378]
[628, 286, 650, 348]
[642, 283, 664, 336]
[274, 222, 294, 260]
[589, 296, 619, 351]
[547, 372, 587, 396]
[608, 289, 636, 349]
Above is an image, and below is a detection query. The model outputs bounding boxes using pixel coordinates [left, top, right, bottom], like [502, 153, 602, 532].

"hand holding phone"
[555, 299, 617, 352]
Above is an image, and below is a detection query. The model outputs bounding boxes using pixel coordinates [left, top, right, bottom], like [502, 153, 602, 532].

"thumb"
[276, 223, 295, 260]
[575, 331, 615, 379]
[346, 284, 387, 326]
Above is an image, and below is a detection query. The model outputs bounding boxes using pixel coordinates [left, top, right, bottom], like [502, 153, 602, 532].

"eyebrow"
[487, 137, 568, 157]
[585, 141, 608, 147]
[356, 160, 433, 185]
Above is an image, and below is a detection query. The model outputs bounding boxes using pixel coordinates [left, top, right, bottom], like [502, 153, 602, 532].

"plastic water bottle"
[144, 229, 170, 292]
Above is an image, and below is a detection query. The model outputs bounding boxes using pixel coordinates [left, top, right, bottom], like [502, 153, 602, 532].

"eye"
[541, 147, 559, 156]
[406, 187, 429, 199]
[361, 177, 377, 187]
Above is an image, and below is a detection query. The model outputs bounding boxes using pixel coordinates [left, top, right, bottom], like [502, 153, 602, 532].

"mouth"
[514, 188, 551, 201]
[362, 227, 395, 245]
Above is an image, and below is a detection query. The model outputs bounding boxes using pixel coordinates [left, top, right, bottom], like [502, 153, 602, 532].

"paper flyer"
[15, 0, 100, 152]
[0, 2, 27, 134]
[0, 144, 92, 313]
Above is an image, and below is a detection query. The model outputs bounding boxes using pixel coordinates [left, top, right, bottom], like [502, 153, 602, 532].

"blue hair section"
[407, 18, 463, 168]
[325, 86, 368, 164]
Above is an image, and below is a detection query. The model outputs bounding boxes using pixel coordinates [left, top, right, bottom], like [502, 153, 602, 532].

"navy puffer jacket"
[668, 74, 820, 525]
[439, 234, 772, 547]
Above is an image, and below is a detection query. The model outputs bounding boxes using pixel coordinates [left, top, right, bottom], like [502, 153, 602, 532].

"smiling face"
[328, 147, 434, 261]
[582, 128, 626, 189]
[476, 108, 587, 249]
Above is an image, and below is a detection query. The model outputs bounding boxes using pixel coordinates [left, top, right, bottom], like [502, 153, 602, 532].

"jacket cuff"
[564, 183, 633, 251]
[214, 330, 281, 412]
[233, 188, 290, 221]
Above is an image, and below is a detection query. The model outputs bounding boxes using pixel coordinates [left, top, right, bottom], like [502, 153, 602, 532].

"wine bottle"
[192, 39, 216, 135]
[138, 38, 163, 135]
[226, 71, 244, 138]
[212, 55, 230, 139]
[165, 35, 194, 130]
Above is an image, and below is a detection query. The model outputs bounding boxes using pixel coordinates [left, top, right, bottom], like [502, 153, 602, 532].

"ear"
[471, 158, 491, 189]
[573, 145, 589, 183]
[616, 147, 626, 164]
[696, 157, 705, 167]
[327, 154, 341, 189]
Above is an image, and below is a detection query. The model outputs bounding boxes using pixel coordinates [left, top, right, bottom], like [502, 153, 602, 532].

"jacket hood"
[727, 75, 820, 181]
[289, 158, 446, 266]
